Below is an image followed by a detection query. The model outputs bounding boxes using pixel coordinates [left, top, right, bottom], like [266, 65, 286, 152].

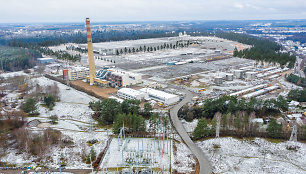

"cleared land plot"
[71, 80, 118, 99]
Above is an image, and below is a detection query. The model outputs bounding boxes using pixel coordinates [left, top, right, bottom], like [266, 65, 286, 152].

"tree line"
[192, 113, 306, 141]
[115, 41, 190, 55]
[288, 32, 306, 44]
[3, 29, 178, 47]
[179, 95, 288, 121]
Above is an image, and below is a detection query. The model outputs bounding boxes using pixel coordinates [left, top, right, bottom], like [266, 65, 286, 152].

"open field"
[197, 137, 306, 174]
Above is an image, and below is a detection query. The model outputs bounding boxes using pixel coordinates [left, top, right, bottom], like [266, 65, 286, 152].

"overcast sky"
[0, 0, 306, 23]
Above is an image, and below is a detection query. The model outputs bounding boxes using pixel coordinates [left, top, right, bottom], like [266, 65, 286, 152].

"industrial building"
[243, 85, 280, 99]
[234, 70, 244, 79]
[63, 67, 90, 81]
[245, 72, 257, 81]
[117, 88, 147, 100]
[225, 73, 234, 81]
[96, 69, 142, 87]
[214, 76, 223, 85]
[230, 84, 268, 97]
[139, 88, 180, 105]
[37, 57, 55, 64]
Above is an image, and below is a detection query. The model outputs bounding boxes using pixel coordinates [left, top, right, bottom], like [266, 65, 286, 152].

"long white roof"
[230, 84, 267, 96]
[118, 88, 145, 97]
[139, 88, 178, 99]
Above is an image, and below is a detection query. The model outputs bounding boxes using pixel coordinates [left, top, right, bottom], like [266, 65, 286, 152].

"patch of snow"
[197, 137, 306, 174]
[181, 119, 198, 133]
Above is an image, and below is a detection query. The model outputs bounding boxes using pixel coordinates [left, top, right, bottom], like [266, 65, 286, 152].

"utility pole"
[58, 158, 62, 174]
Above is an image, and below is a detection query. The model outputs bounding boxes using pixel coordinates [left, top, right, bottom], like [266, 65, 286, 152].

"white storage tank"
[246, 72, 257, 81]
[214, 76, 223, 85]
[225, 73, 234, 81]
[234, 70, 243, 79]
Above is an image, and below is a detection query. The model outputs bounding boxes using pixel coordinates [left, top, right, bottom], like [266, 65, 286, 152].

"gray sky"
[0, 0, 306, 23]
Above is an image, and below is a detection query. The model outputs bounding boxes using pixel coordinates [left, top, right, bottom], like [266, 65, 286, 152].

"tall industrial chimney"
[86, 18, 96, 85]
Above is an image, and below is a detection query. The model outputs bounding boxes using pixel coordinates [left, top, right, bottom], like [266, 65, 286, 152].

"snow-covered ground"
[33, 76, 97, 122]
[0, 74, 109, 169]
[28, 76, 109, 169]
[181, 119, 198, 133]
[44, 131, 109, 169]
[172, 141, 196, 173]
[197, 137, 306, 174]
[0, 70, 29, 78]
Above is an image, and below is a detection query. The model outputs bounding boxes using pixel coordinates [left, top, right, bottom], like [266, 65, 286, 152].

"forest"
[5, 29, 177, 47]
[288, 32, 306, 44]
[215, 32, 296, 68]
[0, 46, 41, 71]
[179, 95, 288, 121]
[89, 99, 161, 135]
[287, 88, 306, 102]
[286, 73, 306, 87]
[185, 95, 306, 140]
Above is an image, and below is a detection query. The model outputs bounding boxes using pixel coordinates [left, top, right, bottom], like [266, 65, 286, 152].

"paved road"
[296, 58, 305, 78]
[170, 89, 212, 174]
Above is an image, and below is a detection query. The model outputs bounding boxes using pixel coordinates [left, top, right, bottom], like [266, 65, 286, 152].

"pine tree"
[193, 119, 209, 140]
[267, 118, 282, 138]
[21, 98, 37, 114]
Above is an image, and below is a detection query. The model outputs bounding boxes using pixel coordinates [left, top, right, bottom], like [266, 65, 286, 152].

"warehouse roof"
[118, 88, 145, 97]
[139, 88, 178, 99]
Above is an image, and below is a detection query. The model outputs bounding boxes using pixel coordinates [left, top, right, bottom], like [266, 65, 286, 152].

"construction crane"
[86, 18, 96, 86]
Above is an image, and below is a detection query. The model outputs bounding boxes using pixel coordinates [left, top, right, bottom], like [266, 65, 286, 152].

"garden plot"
[197, 137, 306, 174]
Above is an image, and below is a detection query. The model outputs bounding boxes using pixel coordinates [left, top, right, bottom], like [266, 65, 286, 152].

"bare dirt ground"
[71, 80, 117, 99]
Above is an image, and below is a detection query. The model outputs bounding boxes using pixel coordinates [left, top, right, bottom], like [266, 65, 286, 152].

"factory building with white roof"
[139, 88, 180, 105]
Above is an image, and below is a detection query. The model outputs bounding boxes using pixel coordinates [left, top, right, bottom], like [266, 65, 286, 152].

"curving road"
[170, 89, 212, 174]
